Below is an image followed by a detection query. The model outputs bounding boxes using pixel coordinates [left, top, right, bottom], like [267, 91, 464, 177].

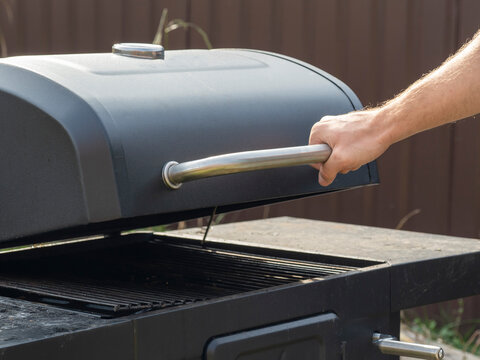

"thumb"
[317, 159, 339, 186]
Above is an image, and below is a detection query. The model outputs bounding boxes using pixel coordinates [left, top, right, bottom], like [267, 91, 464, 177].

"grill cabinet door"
[205, 313, 339, 360]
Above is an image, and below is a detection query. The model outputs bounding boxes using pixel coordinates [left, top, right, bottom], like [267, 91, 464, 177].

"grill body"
[0, 229, 396, 360]
[0, 218, 479, 360]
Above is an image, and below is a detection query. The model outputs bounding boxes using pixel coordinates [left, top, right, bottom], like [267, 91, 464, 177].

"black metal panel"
[390, 251, 480, 311]
[0, 294, 394, 360]
[0, 321, 134, 360]
[132, 268, 390, 359]
[340, 313, 400, 360]
[205, 313, 339, 360]
[0, 296, 112, 344]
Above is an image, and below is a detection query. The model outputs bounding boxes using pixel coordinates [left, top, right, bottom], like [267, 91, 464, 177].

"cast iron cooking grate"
[0, 237, 368, 317]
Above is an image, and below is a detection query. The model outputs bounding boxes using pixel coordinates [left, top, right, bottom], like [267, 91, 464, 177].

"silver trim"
[162, 144, 331, 190]
[373, 333, 444, 360]
[112, 43, 165, 60]
[162, 161, 182, 189]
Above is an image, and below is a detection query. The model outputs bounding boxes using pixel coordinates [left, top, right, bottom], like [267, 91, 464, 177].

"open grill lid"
[0, 46, 378, 244]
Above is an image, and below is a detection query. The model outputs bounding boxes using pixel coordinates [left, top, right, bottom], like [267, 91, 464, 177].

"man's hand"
[309, 29, 480, 187]
[308, 109, 391, 186]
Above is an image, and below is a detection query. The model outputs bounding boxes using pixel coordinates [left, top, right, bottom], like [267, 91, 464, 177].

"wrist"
[363, 107, 398, 151]
[374, 103, 409, 148]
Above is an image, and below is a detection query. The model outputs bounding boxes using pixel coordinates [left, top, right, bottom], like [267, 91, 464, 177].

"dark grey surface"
[173, 217, 480, 263]
[205, 313, 339, 360]
[174, 217, 480, 310]
[0, 297, 108, 345]
[2, 217, 478, 359]
[0, 64, 121, 242]
[0, 49, 377, 243]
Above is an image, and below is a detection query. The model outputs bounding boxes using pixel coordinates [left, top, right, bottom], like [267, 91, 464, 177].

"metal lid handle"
[162, 144, 331, 190]
[112, 43, 165, 59]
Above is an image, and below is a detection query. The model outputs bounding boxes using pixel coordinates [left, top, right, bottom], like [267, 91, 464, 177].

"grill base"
[0, 233, 380, 317]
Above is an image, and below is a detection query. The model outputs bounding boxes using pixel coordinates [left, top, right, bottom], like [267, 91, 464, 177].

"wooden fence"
[1, 0, 479, 320]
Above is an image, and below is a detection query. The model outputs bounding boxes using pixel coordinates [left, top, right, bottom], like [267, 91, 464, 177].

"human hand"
[308, 109, 391, 186]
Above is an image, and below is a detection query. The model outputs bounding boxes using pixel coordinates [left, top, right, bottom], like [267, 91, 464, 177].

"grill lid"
[0, 47, 378, 244]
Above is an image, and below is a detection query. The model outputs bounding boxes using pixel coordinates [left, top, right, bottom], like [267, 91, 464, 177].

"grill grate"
[0, 238, 364, 317]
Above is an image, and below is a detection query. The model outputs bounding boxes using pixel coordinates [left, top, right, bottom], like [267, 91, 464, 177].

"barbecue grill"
[0, 44, 478, 360]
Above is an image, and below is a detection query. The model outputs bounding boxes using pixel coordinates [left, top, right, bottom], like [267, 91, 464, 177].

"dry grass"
[0, 0, 14, 57]
[153, 8, 212, 50]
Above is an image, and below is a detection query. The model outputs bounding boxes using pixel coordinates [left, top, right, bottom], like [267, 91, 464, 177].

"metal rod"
[162, 144, 331, 189]
[373, 333, 444, 360]
[202, 206, 217, 248]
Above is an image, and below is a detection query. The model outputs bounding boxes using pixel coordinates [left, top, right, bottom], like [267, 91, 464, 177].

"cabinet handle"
[373, 333, 444, 360]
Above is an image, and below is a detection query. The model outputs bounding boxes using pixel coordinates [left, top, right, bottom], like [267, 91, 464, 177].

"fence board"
[447, 0, 480, 324]
[16, 0, 51, 54]
[50, 0, 73, 54]
[449, 0, 480, 238]
[95, 0, 123, 51]
[71, 0, 96, 53]
[372, 0, 410, 230]
[242, 0, 274, 51]
[333, 0, 378, 225]
[123, 0, 152, 43]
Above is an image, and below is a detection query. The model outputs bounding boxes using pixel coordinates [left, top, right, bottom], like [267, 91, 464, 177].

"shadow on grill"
[0, 235, 367, 317]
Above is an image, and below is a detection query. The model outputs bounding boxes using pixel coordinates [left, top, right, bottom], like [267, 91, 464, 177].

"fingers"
[309, 115, 361, 186]
[318, 159, 339, 186]
[318, 150, 356, 186]
[309, 110, 387, 186]
[318, 164, 334, 186]
[309, 119, 332, 171]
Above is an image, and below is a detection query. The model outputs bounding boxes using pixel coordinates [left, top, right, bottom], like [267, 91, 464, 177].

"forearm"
[309, 29, 480, 186]
[378, 30, 480, 145]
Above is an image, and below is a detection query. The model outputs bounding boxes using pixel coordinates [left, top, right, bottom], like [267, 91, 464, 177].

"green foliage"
[153, 8, 212, 50]
[145, 225, 169, 232]
[405, 300, 480, 355]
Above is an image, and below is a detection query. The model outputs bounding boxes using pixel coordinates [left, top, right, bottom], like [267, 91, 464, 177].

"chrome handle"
[162, 144, 331, 189]
[373, 333, 444, 360]
[112, 43, 165, 59]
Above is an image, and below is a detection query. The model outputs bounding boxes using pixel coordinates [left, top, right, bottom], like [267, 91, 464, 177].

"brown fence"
[1, 0, 479, 319]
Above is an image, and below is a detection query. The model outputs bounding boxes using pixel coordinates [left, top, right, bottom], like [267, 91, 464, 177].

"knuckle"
[311, 122, 323, 133]
[333, 153, 348, 169]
